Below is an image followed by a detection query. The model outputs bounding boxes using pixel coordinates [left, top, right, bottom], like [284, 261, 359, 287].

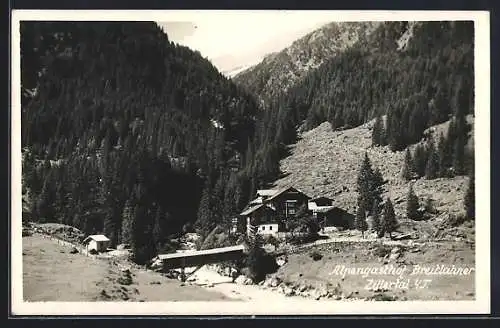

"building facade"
[238, 186, 311, 236]
[235, 186, 355, 237]
[82, 234, 111, 253]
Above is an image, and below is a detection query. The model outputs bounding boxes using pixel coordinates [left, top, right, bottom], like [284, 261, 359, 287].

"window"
[261, 226, 265, 231]
[286, 200, 297, 217]
[269, 226, 273, 230]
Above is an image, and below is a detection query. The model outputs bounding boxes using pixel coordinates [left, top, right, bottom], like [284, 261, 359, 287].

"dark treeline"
[21, 21, 268, 263]
[249, 21, 474, 171]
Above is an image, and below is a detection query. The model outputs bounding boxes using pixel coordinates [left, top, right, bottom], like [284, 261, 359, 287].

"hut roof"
[82, 234, 110, 244]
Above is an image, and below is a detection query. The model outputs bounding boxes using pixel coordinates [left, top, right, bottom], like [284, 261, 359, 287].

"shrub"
[22, 228, 33, 237]
[445, 213, 468, 227]
[198, 225, 238, 250]
[285, 233, 319, 245]
[424, 198, 438, 214]
[182, 222, 194, 234]
[309, 250, 323, 261]
[372, 243, 392, 258]
[244, 244, 278, 283]
[262, 235, 280, 248]
[157, 242, 176, 254]
[117, 272, 133, 285]
[406, 184, 420, 220]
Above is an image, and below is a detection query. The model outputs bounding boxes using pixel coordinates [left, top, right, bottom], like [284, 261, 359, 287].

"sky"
[157, 13, 331, 74]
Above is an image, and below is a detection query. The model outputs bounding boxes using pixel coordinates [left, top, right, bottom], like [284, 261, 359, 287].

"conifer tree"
[355, 200, 368, 238]
[430, 87, 451, 125]
[382, 197, 398, 239]
[464, 170, 475, 220]
[406, 184, 420, 220]
[453, 122, 467, 175]
[372, 167, 385, 195]
[413, 144, 428, 177]
[196, 184, 214, 237]
[437, 132, 450, 177]
[121, 199, 134, 245]
[425, 139, 439, 179]
[371, 199, 381, 236]
[452, 77, 470, 176]
[356, 152, 384, 215]
[152, 207, 163, 249]
[401, 148, 415, 180]
[446, 118, 457, 167]
[372, 115, 385, 146]
[356, 152, 374, 212]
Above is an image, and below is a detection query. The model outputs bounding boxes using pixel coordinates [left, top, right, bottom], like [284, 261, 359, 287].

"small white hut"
[82, 234, 110, 253]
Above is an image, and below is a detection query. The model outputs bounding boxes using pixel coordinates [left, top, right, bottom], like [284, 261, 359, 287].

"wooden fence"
[33, 232, 98, 259]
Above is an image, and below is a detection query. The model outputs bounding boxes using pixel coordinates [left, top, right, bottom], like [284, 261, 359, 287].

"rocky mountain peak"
[232, 21, 382, 105]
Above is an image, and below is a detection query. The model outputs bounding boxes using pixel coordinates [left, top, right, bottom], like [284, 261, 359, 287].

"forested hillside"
[233, 22, 381, 106]
[21, 21, 262, 263]
[20, 20, 475, 265]
[246, 21, 474, 186]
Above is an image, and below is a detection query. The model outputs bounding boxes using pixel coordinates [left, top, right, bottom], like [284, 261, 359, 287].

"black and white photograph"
[11, 10, 490, 315]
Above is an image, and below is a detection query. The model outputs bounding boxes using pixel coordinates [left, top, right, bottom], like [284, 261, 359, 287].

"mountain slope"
[239, 21, 474, 199]
[273, 115, 474, 218]
[233, 22, 381, 105]
[20, 21, 260, 262]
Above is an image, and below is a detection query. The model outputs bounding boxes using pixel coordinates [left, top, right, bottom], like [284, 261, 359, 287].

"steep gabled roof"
[248, 196, 265, 205]
[266, 185, 311, 202]
[256, 189, 279, 197]
[240, 204, 265, 216]
[239, 203, 277, 216]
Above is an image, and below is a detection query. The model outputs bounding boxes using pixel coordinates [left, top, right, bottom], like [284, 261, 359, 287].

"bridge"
[154, 244, 247, 281]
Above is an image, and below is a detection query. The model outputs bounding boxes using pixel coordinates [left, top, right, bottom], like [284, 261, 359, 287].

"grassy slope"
[274, 240, 475, 301]
[22, 235, 233, 302]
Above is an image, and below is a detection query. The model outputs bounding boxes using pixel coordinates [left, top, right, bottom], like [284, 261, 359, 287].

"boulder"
[121, 267, 131, 274]
[276, 255, 288, 266]
[117, 244, 130, 250]
[392, 233, 412, 241]
[283, 286, 295, 297]
[269, 276, 282, 287]
[389, 252, 400, 261]
[69, 247, 79, 254]
[297, 284, 309, 293]
[310, 288, 329, 300]
[235, 275, 253, 285]
[391, 247, 401, 254]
